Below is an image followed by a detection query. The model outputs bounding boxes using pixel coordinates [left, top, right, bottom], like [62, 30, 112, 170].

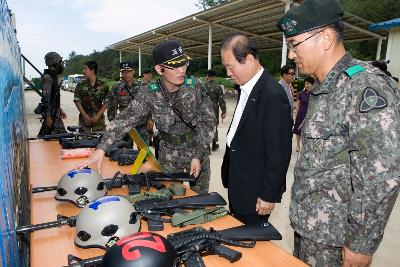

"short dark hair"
[221, 33, 258, 63]
[304, 76, 315, 84]
[371, 60, 388, 72]
[207, 69, 217, 77]
[280, 64, 295, 76]
[84, 60, 98, 75]
[325, 20, 344, 43]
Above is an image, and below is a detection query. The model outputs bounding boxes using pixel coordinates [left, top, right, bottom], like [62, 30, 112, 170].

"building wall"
[0, 0, 30, 266]
[386, 27, 400, 79]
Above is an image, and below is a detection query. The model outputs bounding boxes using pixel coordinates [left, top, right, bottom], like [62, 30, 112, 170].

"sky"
[8, 0, 200, 78]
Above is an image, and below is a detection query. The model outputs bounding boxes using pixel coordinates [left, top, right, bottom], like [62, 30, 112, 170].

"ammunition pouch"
[159, 131, 196, 145]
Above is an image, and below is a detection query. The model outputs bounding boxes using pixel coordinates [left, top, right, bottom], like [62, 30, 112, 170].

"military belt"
[159, 131, 196, 145]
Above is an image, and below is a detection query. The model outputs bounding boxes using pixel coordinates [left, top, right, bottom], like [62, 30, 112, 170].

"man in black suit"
[221, 33, 293, 225]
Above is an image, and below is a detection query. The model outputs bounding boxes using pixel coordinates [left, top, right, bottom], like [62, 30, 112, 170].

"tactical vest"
[44, 68, 60, 116]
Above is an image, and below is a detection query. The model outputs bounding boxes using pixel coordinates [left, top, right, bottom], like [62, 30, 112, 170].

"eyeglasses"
[287, 72, 295, 75]
[161, 61, 189, 70]
[286, 30, 323, 51]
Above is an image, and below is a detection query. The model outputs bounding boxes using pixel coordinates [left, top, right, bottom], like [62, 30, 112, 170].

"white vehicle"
[61, 80, 69, 91]
[67, 74, 85, 92]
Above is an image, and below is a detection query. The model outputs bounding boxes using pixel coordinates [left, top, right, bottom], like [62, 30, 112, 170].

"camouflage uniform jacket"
[290, 52, 400, 255]
[97, 77, 216, 162]
[74, 78, 109, 124]
[205, 79, 227, 118]
[107, 81, 141, 121]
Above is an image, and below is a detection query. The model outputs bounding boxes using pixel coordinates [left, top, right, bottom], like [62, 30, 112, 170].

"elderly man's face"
[221, 49, 253, 86]
[286, 30, 324, 76]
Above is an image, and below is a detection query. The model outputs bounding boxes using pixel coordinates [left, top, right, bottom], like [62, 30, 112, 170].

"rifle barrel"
[32, 186, 58, 193]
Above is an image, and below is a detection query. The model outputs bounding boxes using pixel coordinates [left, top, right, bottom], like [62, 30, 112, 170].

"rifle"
[134, 192, 226, 231]
[29, 126, 103, 148]
[65, 254, 102, 267]
[167, 223, 282, 267]
[64, 223, 281, 267]
[104, 171, 196, 195]
[16, 214, 76, 234]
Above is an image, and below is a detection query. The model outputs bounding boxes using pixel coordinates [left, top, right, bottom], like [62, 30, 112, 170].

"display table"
[29, 140, 306, 267]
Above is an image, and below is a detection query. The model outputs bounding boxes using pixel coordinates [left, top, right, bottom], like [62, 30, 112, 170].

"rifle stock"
[218, 223, 282, 241]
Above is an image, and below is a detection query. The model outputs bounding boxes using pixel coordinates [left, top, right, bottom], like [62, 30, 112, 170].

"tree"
[196, 0, 229, 10]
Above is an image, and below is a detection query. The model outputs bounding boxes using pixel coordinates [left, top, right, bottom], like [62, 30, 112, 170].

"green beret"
[277, 0, 344, 38]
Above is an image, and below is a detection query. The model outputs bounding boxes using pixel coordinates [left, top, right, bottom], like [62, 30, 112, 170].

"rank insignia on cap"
[280, 17, 298, 36]
[359, 87, 387, 113]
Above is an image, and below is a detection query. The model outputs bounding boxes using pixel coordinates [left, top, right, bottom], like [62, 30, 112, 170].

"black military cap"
[142, 68, 152, 74]
[277, 0, 344, 38]
[206, 69, 217, 77]
[119, 61, 134, 71]
[153, 40, 191, 68]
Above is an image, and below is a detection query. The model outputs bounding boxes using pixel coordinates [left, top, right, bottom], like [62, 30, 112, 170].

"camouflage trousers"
[159, 142, 210, 194]
[213, 121, 219, 143]
[294, 232, 342, 267]
[79, 115, 106, 132]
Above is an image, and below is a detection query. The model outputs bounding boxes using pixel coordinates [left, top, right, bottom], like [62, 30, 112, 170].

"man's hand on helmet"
[76, 149, 106, 174]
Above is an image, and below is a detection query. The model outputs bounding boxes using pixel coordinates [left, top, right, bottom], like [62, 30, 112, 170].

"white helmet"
[55, 168, 107, 207]
[75, 196, 140, 249]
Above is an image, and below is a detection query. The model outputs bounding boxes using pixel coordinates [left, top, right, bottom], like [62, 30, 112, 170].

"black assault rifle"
[16, 214, 77, 234]
[167, 223, 282, 266]
[134, 192, 226, 231]
[104, 171, 196, 195]
[64, 223, 282, 267]
[31, 171, 195, 195]
[29, 125, 102, 148]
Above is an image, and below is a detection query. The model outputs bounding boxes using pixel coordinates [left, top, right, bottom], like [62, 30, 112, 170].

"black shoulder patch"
[359, 87, 387, 113]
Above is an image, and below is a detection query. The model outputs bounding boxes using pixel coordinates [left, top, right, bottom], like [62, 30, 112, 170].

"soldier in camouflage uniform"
[205, 69, 227, 151]
[77, 40, 216, 194]
[137, 68, 153, 87]
[107, 62, 152, 144]
[74, 60, 109, 132]
[277, 0, 400, 266]
[38, 52, 67, 136]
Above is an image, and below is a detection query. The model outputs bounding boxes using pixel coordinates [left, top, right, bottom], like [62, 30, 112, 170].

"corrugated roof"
[109, 0, 387, 58]
[369, 18, 400, 31]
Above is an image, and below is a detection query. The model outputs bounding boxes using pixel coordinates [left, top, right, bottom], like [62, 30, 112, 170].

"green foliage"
[196, 0, 229, 10]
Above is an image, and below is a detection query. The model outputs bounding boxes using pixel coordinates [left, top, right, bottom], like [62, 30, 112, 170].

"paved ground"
[25, 90, 399, 266]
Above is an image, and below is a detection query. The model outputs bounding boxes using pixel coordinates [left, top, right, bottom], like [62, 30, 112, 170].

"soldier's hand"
[146, 119, 154, 131]
[82, 114, 91, 126]
[256, 198, 275, 215]
[91, 114, 100, 124]
[342, 246, 372, 267]
[190, 158, 201, 178]
[221, 112, 226, 120]
[45, 115, 53, 128]
[75, 149, 106, 174]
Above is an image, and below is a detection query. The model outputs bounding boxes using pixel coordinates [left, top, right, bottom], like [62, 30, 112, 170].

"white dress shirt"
[227, 67, 264, 147]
